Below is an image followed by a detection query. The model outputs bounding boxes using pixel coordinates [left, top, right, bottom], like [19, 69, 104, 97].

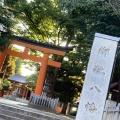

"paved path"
[0, 97, 75, 120]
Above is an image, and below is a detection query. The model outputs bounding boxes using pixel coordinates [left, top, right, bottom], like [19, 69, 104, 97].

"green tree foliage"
[13, 0, 59, 42]
[1, 46, 20, 79]
[71, 1, 120, 85]
[26, 72, 38, 91]
[54, 52, 83, 114]
[0, 0, 18, 51]
[0, 78, 11, 92]
[52, 0, 120, 113]
[2, 79, 12, 91]
[2, 55, 17, 79]
[15, 58, 23, 74]
[23, 60, 40, 72]
[25, 62, 40, 91]
[59, 0, 120, 83]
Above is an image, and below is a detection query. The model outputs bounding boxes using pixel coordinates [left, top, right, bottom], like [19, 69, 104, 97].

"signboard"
[76, 33, 119, 120]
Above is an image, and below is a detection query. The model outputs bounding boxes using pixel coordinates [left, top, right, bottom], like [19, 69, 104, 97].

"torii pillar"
[35, 52, 49, 95]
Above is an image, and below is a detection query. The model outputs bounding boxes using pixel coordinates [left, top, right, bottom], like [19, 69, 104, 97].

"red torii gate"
[0, 36, 73, 95]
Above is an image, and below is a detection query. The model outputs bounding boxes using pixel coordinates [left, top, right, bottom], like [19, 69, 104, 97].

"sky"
[21, 65, 35, 76]
[27, 0, 33, 3]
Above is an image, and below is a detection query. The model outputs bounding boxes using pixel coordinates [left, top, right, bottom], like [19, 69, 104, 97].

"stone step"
[0, 103, 68, 120]
[0, 113, 23, 120]
[0, 108, 40, 120]
[0, 104, 58, 120]
[0, 104, 39, 118]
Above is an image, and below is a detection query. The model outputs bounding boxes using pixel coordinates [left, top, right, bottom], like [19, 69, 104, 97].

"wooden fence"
[102, 100, 120, 120]
[29, 92, 59, 110]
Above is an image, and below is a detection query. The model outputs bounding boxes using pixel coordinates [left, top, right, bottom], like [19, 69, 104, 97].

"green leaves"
[54, 78, 82, 103]
[15, 58, 23, 74]
[0, 0, 17, 51]
[2, 55, 17, 79]
[26, 73, 38, 91]
[14, 0, 59, 42]
[2, 79, 12, 90]
[54, 52, 83, 103]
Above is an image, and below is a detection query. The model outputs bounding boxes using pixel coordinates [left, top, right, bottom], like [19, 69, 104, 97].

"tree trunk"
[61, 102, 68, 115]
[51, 32, 73, 96]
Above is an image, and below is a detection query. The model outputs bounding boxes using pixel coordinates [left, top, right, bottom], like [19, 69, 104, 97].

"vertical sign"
[76, 33, 119, 120]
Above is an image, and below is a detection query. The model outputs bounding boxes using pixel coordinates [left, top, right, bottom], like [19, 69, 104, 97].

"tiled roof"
[8, 74, 27, 84]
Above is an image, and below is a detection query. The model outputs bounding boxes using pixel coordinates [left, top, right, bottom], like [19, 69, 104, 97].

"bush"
[2, 79, 12, 90]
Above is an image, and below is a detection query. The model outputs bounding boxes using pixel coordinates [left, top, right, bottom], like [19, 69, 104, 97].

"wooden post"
[10, 82, 15, 93]
[22, 86, 26, 98]
[25, 88, 29, 99]
[35, 53, 49, 95]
